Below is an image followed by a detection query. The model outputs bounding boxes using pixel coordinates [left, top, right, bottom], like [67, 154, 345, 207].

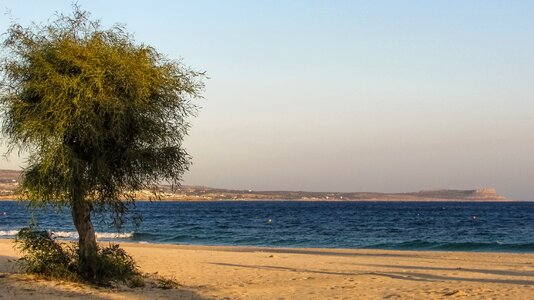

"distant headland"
[0, 169, 509, 201]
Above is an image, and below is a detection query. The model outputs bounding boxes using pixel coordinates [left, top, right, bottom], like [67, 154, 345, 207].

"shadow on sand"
[210, 261, 534, 286]
[0, 255, 209, 300]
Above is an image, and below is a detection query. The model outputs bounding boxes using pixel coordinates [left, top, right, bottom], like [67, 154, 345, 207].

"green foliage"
[15, 227, 142, 285]
[0, 5, 204, 227]
[93, 243, 139, 284]
[15, 227, 78, 281]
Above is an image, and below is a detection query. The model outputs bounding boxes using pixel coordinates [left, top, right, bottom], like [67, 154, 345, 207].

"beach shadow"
[210, 262, 534, 286]
[385, 271, 534, 286]
[354, 263, 534, 278]
[0, 254, 19, 273]
[0, 273, 210, 300]
[0, 255, 209, 299]
[0, 275, 112, 300]
[209, 262, 432, 282]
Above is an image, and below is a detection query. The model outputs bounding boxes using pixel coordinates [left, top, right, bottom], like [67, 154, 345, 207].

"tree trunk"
[71, 198, 98, 277]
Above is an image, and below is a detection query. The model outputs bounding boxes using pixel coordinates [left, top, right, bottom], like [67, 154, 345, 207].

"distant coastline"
[128, 186, 509, 202]
[0, 169, 509, 201]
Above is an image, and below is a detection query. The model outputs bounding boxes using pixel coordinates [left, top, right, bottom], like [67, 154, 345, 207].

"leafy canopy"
[0, 7, 204, 225]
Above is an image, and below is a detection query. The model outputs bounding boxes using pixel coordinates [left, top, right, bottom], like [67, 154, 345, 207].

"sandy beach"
[1, 239, 534, 299]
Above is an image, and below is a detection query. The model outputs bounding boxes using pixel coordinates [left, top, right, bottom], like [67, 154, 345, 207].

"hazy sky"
[1, 1, 533, 199]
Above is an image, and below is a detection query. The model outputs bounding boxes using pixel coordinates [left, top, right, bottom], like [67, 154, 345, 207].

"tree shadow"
[385, 271, 534, 286]
[353, 263, 534, 278]
[209, 262, 432, 282]
[0, 254, 19, 273]
[0, 255, 210, 299]
[210, 261, 534, 286]
[0, 274, 113, 300]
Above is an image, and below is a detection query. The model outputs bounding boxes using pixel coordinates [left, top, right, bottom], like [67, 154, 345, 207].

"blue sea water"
[1, 200, 534, 252]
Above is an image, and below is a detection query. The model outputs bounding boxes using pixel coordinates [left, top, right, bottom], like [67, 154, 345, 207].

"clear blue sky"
[1, 1, 533, 199]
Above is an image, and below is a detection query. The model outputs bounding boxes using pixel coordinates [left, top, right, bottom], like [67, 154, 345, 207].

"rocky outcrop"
[409, 188, 507, 201]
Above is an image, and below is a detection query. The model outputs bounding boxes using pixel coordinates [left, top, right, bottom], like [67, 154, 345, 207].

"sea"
[1, 200, 534, 253]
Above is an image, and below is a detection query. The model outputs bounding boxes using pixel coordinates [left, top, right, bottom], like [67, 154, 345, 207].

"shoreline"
[2, 239, 534, 299]
[1, 236, 534, 255]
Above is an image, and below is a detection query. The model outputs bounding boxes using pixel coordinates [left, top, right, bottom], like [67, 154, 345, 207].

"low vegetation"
[15, 227, 141, 286]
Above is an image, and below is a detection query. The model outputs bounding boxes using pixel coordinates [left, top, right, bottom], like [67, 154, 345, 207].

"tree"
[0, 7, 204, 278]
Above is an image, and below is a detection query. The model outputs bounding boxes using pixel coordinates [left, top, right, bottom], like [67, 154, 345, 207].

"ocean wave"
[0, 229, 133, 240]
[53, 231, 134, 239]
[0, 230, 20, 236]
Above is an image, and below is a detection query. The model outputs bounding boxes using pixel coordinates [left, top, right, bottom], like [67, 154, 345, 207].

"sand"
[1, 239, 534, 299]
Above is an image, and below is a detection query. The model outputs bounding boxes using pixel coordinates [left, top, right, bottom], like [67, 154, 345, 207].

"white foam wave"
[0, 230, 133, 240]
[0, 230, 20, 236]
[53, 231, 134, 239]
[50, 231, 77, 238]
[96, 232, 134, 239]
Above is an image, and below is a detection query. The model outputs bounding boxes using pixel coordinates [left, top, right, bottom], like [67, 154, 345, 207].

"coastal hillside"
[0, 169, 508, 201]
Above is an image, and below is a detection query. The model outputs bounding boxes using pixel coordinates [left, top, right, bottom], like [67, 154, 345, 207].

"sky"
[0, 1, 533, 200]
